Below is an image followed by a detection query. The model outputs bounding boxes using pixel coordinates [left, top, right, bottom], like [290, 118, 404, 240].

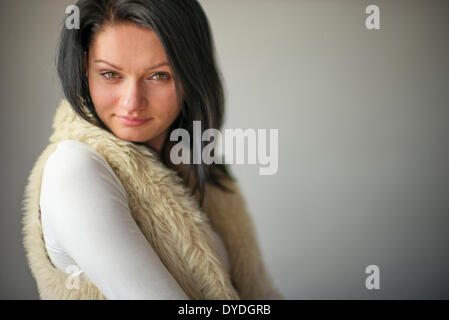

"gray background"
[1, 0, 448, 299]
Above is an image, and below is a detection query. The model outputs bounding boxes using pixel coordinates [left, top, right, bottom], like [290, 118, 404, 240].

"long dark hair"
[56, 0, 234, 206]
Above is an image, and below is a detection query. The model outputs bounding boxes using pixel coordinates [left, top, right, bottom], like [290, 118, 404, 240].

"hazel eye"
[101, 71, 121, 79]
[151, 72, 170, 81]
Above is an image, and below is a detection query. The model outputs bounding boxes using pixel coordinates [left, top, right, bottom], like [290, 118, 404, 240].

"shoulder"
[45, 140, 112, 174]
[41, 139, 128, 205]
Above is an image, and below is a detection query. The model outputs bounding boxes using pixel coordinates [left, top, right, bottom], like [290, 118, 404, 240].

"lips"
[117, 115, 152, 127]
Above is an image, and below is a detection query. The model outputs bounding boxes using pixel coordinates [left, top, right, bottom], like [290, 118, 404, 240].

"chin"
[114, 130, 152, 143]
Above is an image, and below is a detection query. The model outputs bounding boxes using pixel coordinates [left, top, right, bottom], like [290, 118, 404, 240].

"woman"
[22, 0, 283, 300]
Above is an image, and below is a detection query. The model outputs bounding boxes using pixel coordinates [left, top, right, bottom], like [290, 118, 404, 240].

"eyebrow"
[93, 59, 169, 71]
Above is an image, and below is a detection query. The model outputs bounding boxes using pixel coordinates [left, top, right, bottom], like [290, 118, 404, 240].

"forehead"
[89, 22, 168, 68]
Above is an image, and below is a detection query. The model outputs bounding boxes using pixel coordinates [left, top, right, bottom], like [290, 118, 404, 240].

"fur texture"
[22, 99, 283, 300]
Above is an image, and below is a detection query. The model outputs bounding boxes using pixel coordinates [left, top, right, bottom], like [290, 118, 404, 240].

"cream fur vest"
[22, 100, 282, 300]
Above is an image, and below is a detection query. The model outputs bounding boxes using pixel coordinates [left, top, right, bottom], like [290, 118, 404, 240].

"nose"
[120, 80, 147, 114]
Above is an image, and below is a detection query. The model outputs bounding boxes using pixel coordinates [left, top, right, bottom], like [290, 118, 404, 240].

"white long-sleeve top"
[39, 139, 231, 300]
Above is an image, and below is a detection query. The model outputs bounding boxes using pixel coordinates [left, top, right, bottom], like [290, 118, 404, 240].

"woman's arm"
[40, 140, 189, 300]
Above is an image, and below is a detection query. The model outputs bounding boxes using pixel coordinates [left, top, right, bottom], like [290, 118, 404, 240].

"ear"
[84, 51, 88, 77]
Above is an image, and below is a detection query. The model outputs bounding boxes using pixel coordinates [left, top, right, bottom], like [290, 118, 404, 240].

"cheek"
[88, 78, 118, 118]
[151, 85, 180, 120]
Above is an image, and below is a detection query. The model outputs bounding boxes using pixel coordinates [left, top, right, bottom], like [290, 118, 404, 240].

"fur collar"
[22, 99, 280, 299]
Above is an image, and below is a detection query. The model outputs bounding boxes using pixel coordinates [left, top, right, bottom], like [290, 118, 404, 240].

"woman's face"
[85, 22, 181, 153]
